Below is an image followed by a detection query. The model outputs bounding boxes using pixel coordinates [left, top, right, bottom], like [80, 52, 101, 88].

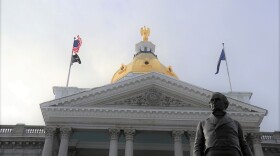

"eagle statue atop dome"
[140, 26, 150, 41]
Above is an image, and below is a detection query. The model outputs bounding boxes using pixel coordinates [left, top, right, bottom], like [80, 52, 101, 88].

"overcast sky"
[1, 0, 279, 132]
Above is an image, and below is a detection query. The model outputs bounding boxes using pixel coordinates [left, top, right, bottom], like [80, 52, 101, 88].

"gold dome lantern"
[111, 27, 178, 83]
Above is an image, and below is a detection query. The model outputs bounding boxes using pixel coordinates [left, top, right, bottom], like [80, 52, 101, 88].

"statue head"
[209, 92, 229, 112]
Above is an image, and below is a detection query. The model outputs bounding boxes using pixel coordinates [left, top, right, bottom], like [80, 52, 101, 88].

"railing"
[0, 127, 13, 134]
[25, 127, 45, 134]
[0, 124, 45, 137]
[261, 131, 280, 144]
[261, 132, 273, 140]
[261, 132, 280, 144]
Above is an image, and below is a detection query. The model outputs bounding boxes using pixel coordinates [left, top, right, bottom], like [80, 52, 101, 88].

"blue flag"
[215, 49, 226, 74]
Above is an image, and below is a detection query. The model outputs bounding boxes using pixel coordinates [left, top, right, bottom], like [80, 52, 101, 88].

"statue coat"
[194, 113, 253, 156]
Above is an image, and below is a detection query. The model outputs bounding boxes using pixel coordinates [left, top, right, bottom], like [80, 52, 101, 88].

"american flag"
[72, 35, 82, 53]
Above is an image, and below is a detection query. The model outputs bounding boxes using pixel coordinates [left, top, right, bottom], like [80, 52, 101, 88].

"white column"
[109, 128, 120, 156]
[58, 127, 72, 156]
[124, 129, 135, 156]
[250, 133, 264, 156]
[187, 131, 196, 156]
[172, 130, 184, 156]
[42, 126, 56, 156]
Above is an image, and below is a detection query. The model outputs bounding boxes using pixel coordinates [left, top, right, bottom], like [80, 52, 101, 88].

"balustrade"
[0, 125, 45, 137]
[0, 127, 13, 134]
[25, 128, 45, 134]
[260, 132, 280, 143]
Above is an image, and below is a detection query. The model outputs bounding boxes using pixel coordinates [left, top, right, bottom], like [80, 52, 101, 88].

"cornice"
[42, 106, 264, 125]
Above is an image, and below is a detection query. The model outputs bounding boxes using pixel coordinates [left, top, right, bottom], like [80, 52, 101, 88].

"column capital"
[44, 126, 57, 139]
[124, 129, 136, 141]
[60, 127, 72, 139]
[186, 130, 196, 141]
[109, 128, 120, 140]
[172, 130, 184, 142]
[243, 131, 250, 138]
[249, 132, 262, 143]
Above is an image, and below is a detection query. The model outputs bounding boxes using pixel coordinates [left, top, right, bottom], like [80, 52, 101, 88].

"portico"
[40, 73, 267, 156]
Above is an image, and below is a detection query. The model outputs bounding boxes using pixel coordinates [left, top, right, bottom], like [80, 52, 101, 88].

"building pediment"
[40, 72, 267, 129]
[41, 72, 266, 113]
[104, 88, 204, 108]
[49, 87, 209, 110]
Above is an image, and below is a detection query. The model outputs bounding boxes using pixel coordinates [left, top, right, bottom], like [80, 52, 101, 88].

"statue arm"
[194, 121, 205, 156]
[236, 121, 253, 156]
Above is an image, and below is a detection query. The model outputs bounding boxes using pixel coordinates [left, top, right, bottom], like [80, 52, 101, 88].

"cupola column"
[124, 129, 136, 156]
[172, 130, 184, 156]
[42, 126, 56, 156]
[109, 128, 120, 156]
[58, 127, 72, 156]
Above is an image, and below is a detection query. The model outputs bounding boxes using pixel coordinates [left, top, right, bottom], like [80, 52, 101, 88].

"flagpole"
[66, 35, 82, 87]
[223, 43, 233, 92]
[66, 51, 73, 87]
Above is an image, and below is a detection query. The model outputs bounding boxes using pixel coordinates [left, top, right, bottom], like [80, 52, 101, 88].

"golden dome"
[111, 27, 179, 83]
[111, 52, 178, 83]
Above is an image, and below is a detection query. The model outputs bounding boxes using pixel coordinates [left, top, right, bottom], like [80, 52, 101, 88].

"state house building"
[0, 27, 279, 156]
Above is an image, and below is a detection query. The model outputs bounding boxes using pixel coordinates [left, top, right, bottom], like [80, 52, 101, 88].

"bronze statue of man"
[194, 92, 253, 156]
